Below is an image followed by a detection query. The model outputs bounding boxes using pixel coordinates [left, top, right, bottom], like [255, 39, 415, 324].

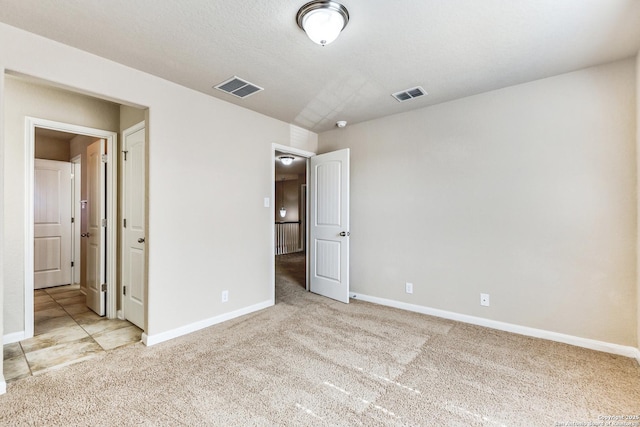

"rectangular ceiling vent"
[214, 76, 264, 99]
[391, 86, 427, 102]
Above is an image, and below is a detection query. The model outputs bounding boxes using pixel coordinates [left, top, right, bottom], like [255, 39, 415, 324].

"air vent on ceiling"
[391, 86, 427, 102]
[214, 76, 264, 99]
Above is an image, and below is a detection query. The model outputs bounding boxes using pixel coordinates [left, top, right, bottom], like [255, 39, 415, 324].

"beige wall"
[34, 135, 70, 161]
[120, 105, 146, 131]
[0, 22, 316, 351]
[319, 58, 637, 347]
[637, 51, 640, 353]
[0, 71, 4, 391]
[275, 177, 304, 222]
[3, 76, 120, 335]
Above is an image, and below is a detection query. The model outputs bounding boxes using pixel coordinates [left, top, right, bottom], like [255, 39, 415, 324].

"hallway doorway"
[25, 118, 118, 338]
[274, 147, 310, 298]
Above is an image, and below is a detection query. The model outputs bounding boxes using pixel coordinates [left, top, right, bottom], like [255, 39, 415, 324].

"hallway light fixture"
[279, 178, 287, 218]
[296, 1, 350, 47]
[279, 156, 295, 166]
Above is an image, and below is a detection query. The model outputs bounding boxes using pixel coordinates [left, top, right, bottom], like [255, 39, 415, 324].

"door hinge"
[123, 150, 128, 161]
[71, 217, 75, 223]
[101, 283, 107, 292]
[102, 218, 107, 227]
[71, 261, 74, 267]
[123, 286, 127, 296]
[101, 154, 108, 163]
[124, 218, 127, 228]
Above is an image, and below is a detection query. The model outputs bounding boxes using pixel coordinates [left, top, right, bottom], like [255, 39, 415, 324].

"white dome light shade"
[279, 156, 294, 165]
[297, 1, 349, 47]
[302, 9, 343, 46]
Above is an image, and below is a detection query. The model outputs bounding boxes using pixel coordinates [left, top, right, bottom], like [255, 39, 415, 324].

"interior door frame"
[24, 117, 118, 339]
[70, 154, 82, 287]
[271, 143, 315, 303]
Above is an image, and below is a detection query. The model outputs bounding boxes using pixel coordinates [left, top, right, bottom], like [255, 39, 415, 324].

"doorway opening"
[26, 118, 119, 338]
[271, 144, 352, 304]
[272, 145, 313, 301]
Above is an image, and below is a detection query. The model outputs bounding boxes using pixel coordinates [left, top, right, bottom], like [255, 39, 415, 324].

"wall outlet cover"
[480, 293, 490, 307]
[222, 290, 229, 303]
[405, 282, 413, 294]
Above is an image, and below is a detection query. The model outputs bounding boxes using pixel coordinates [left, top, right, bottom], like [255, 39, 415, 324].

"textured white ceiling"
[1, 0, 639, 133]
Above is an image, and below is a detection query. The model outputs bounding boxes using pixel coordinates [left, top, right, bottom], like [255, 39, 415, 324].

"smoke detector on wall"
[336, 120, 347, 128]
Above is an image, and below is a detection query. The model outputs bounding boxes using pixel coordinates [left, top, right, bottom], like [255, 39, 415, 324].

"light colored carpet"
[1, 256, 638, 425]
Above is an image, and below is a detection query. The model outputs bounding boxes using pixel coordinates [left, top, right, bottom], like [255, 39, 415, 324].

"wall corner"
[0, 69, 5, 391]
[636, 50, 640, 353]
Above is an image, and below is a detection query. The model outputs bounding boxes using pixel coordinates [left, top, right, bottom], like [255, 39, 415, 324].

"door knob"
[81, 233, 90, 238]
[339, 231, 350, 237]
[138, 237, 146, 243]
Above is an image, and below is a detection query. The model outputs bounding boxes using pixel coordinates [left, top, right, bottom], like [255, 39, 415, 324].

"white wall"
[319, 58, 637, 347]
[0, 22, 316, 351]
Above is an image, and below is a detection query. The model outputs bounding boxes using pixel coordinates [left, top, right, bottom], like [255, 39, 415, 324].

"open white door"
[34, 159, 72, 289]
[309, 149, 350, 303]
[122, 123, 146, 329]
[86, 139, 106, 316]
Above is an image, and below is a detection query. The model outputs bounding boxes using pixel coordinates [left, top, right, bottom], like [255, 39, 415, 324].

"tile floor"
[3, 284, 142, 383]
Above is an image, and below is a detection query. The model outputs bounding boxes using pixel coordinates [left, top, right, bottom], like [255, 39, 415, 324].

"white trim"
[0, 376, 6, 395]
[24, 117, 118, 340]
[24, 119, 35, 339]
[142, 299, 273, 346]
[272, 143, 316, 159]
[116, 309, 124, 320]
[353, 293, 640, 360]
[271, 143, 315, 300]
[70, 154, 82, 286]
[3, 331, 26, 345]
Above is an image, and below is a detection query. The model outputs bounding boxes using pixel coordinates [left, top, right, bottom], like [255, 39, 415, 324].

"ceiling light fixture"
[279, 156, 295, 166]
[296, 1, 349, 47]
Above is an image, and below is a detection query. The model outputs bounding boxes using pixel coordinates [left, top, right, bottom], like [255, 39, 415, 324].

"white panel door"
[86, 139, 106, 316]
[122, 123, 146, 329]
[310, 149, 350, 303]
[34, 159, 72, 289]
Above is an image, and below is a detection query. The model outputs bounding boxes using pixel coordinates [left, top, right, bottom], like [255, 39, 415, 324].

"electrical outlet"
[405, 282, 413, 294]
[480, 293, 490, 307]
[221, 290, 229, 303]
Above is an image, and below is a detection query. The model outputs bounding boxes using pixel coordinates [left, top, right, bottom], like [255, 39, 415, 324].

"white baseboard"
[116, 310, 124, 320]
[3, 331, 26, 345]
[142, 299, 274, 347]
[0, 375, 6, 395]
[352, 293, 640, 360]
